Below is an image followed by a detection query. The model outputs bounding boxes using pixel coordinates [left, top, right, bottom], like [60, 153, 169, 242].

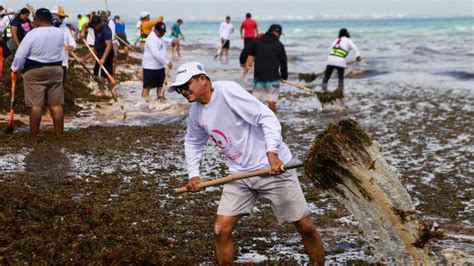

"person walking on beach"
[81, 15, 115, 97]
[322, 28, 361, 94]
[240, 12, 258, 49]
[218, 16, 234, 62]
[170, 19, 184, 58]
[11, 8, 65, 136]
[114, 15, 129, 61]
[242, 24, 287, 112]
[142, 22, 172, 102]
[9, 8, 32, 53]
[168, 61, 325, 265]
[139, 11, 163, 47]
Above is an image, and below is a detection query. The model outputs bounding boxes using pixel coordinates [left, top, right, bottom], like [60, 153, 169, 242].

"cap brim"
[167, 80, 187, 93]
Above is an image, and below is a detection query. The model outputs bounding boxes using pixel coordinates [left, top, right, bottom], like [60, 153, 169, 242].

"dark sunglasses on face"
[174, 86, 188, 95]
[175, 76, 200, 94]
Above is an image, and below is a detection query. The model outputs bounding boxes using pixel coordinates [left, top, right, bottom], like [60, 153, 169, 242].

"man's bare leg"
[49, 105, 64, 137]
[214, 215, 239, 265]
[30, 106, 42, 135]
[268, 101, 277, 113]
[293, 215, 325, 263]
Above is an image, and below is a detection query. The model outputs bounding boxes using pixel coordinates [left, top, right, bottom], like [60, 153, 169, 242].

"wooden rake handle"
[115, 34, 139, 53]
[82, 39, 116, 84]
[281, 79, 311, 91]
[174, 162, 303, 194]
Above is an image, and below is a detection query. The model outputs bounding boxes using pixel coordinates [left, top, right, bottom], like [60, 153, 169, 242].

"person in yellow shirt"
[139, 11, 163, 47]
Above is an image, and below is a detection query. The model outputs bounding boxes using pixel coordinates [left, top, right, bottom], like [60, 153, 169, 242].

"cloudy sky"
[3, 0, 473, 21]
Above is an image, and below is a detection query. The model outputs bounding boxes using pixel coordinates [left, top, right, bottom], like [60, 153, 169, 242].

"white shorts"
[217, 169, 310, 223]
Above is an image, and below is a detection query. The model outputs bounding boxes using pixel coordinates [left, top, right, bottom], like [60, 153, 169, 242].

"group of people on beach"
[1, 4, 366, 264]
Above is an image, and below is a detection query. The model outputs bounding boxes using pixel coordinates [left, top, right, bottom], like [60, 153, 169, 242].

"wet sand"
[0, 44, 473, 263]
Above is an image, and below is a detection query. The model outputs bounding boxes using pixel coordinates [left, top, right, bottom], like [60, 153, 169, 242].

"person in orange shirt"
[139, 11, 163, 47]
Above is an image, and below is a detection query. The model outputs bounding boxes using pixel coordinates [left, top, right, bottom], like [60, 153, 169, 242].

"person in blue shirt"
[170, 19, 184, 58]
[114, 15, 129, 61]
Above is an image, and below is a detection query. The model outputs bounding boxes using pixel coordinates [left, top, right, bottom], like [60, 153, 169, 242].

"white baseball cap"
[167, 62, 209, 93]
[140, 11, 150, 18]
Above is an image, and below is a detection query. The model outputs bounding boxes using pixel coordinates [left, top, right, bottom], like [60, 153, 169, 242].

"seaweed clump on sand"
[304, 118, 373, 195]
[0, 124, 219, 264]
[315, 87, 344, 104]
[298, 72, 318, 83]
[1, 56, 94, 116]
[303, 118, 435, 264]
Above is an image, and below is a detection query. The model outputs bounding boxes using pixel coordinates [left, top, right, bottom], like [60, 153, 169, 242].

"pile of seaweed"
[0, 44, 141, 118]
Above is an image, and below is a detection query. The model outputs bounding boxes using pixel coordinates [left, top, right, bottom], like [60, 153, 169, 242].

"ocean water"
[121, 17, 474, 90]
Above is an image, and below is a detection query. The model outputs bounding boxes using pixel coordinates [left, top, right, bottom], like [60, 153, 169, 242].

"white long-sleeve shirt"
[185, 81, 292, 179]
[142, 31, 171, 70]
[219, 21, 234, 40]
[326, 36, 361, 68]
[11, 26, 64, 72]
[62, 25, 76, 67]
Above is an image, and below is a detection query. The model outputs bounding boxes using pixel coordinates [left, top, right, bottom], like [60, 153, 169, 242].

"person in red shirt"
[240, 12, 258, 49]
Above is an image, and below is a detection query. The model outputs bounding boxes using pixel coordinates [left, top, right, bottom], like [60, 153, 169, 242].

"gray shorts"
[23, 66, 64, 107]
[217, 169, 310, 223]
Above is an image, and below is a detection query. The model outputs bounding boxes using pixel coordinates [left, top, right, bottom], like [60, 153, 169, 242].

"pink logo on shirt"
[210, 129, 229, 149]
[210, 129, 242, 160]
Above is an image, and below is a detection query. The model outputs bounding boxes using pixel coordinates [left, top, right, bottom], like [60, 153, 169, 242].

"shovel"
[5, 71, 17, 134]
[174, 162, 303, 194]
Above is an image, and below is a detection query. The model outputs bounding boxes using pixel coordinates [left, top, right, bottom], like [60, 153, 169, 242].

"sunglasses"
[174, 76, 200, 94]
[174, 86, 188, 95]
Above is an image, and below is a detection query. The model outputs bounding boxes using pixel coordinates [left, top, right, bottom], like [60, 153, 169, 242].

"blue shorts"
[252, 79, 280, 102]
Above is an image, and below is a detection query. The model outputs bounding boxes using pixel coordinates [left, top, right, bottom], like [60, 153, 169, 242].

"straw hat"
[50, 5, 68, 17]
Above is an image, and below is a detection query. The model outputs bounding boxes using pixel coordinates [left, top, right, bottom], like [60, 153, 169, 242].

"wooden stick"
[281, 79, 311, 91]
[174, 162, 303, 194]
[5, 72, 17, 134]
[81, 38, 116, 84]
[115, 34, 140, 54]
[68, 47, 94, 77]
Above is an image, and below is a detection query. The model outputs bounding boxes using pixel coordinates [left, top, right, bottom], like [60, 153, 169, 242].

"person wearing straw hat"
[51, 5, 76, 84]
[11, 8, 65, 136]
[167, 61, 325, 264]
[142, 22, 172, 102]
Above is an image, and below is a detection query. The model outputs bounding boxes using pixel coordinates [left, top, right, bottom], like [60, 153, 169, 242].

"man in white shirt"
[142, 22, 172, 101]
[168, 62, 325, 264]
[11, 8, 65, 136]
[218, 16, 234, 62]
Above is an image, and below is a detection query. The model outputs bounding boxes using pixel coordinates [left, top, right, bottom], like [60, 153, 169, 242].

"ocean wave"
[434, 71, 474, 80]
[413, 46, 444, 56]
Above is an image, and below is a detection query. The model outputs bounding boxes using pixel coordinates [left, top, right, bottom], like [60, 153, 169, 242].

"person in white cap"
[141, 22, 172, 101]
[169, 62, 325, 264]
[138, 11, 163, 47]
